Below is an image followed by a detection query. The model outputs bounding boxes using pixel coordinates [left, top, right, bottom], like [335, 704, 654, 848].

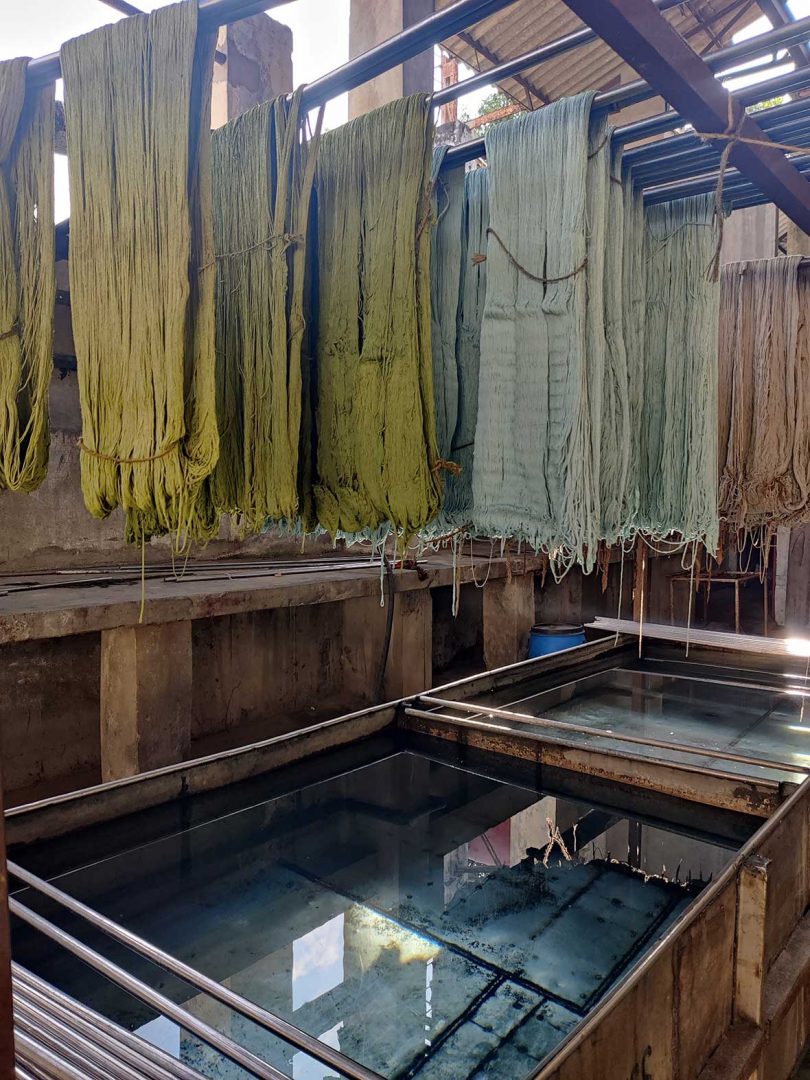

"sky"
[1, 0, 809, 218]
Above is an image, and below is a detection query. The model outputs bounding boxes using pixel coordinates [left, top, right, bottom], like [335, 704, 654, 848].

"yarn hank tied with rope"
[61, 0, 219, 545]
[305, 94, 441, 546]
[0, 58, 55, 494]
[206, 88, 322, 534]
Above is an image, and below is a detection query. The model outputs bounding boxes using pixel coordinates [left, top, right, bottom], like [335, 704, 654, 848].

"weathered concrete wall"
[211, 14, 293, 128]
[348, 0, 434, 117]
[0, 634, 101, 804]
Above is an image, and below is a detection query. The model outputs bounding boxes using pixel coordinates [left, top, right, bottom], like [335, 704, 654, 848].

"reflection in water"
[13, 750, 743, 1080]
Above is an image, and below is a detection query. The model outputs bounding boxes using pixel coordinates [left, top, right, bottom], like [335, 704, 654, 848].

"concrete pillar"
[482, 572, 535, 670]
[211, 13, 294, 128]
[385, 589, 433, 699]
[100, 621, 192, 780]
[348, 0, 434, 118]
[720, 205, 778, 264]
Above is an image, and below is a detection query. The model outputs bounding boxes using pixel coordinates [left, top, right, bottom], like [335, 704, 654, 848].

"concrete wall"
[348, 0, 434, 117]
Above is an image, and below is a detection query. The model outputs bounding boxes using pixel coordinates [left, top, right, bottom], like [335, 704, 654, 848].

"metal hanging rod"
[643, 150, 810, 203]
[630, 110, 810, 186]
[441, 16, 810, 168]
[432, 0, 684, 108]
[625, 89, 810, 167]
[10, 896, 287, 1080]
[27, 0, 297, 86]
[8, 861, 384, 1080]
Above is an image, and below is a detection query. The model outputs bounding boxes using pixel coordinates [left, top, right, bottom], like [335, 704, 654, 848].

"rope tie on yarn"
[432, 458, 462, 476]
[78, 438, 181, 464]
[0, 321, 20, 342]
[486, 227, 587, 284]
[588, 132, 609, 159]
[471, 251, 487, 265]
[695, 96, 810, 280]
[197, 231, 303, 273]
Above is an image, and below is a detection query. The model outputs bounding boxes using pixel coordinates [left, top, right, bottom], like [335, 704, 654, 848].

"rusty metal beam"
[559, 0, 810, 234]
[756, 0, 810, 66]
[454, 29, 549, 107]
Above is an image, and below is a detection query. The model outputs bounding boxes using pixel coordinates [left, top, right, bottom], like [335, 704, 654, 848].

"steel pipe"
[26, 0, 297, 87]
[631, 116, 810, 186]
[9, 862, 381, 1080]
[298, 0, 521, 112]
[9, 897, 289, 1080]
[443, 28, 810, 169]
[643, 151, 810, 202]
[415, 694, 810, 774]
[432, 0, 683, 108]
[13, 967, 207, 1080]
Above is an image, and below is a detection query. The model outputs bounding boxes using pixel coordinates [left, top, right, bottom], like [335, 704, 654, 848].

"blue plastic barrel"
[528, 623, 586, 658]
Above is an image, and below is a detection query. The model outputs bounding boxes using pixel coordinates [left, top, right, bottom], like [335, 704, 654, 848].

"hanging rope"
[0, 58, 55, 494]
[61, 1, 219, 545]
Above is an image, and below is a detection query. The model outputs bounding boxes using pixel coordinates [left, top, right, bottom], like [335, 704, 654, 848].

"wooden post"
[735, 854, 770, 1028]
[633, 536, 649, 623]
[385, 588, 433, 700]
[100, 621, 193, 781]
[482, 569, 535, 670]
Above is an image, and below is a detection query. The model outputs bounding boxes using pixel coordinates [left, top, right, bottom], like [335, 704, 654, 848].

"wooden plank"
[677, 881, 737, 1077]
[735, 856, 770, 1027]
[560, 0, 810, 234]
[482, 570, 535, 669]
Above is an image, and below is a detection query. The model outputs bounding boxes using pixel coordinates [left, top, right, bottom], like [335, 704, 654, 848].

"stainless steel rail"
[411, 694, 810, 775]
[13, 966, 207, 1080]
[9, 862, 380, 1080]
[9, 897, 289, 1080]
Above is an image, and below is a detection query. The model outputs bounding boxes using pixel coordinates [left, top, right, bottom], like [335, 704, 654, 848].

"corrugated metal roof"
[438, 0, 765, 116]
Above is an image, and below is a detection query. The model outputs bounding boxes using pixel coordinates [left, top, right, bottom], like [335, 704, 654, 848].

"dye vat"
[463, 655, 810, 782]
[11, 740, 752, 1080]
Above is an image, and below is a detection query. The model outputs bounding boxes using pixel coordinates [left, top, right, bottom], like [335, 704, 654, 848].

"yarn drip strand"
[62, 1, 219, 544]
[0, 58, 55, 493]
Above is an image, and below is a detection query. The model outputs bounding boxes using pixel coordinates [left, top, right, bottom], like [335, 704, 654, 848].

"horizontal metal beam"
[432, 0, 683, 108]
[443, 28, 810, 169]
[299, 0, 521, 111]
[558, 0, 810, 234]
[631, 111, 810, 185]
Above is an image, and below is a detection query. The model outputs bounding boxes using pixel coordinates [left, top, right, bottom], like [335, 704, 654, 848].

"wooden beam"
[560, 0, 810, 234]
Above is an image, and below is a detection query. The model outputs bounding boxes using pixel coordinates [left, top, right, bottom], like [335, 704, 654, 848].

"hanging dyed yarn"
[621, 182, 648, 529]
[0, 59, 54, 493]
[430, 145, 464, 464]
[306, 94, 441, 542]
[599, 141, 631, 540]
[473, 93, 601, 569]
[62, 1, 218, 543]
[637, 194, 719, 551]
[718, 256, 810, 530]
[207, 90, 321, 532]
[442, 166, 489, 529]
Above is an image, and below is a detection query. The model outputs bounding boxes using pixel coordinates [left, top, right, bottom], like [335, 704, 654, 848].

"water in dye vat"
[12, 748, 743, 1079]
[473, 658, 810, 781]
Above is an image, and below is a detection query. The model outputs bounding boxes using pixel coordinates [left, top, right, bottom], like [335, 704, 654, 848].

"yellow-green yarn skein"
[309, 94, 441, 542]
[61, 1, 218, 544]
[0, 59, 55, 493]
